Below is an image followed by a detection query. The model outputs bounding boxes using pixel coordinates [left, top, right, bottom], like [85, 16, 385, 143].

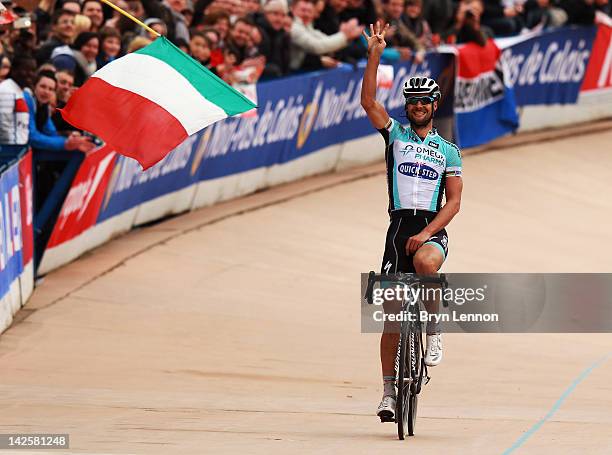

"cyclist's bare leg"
[413, 245, 444, 333]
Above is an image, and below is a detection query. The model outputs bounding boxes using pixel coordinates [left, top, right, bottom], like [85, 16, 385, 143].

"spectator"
[82, 0, 104, 32]
[422, 0, 454, 34]
[202, 27, 223, 66]
[256, 0, 292, 79]
[61, 0, 82, 15]
[142, 17, 167, 39]
[339, 0, 378, 26]
[0, 53, 36, 145]
[382, 0, 426, 62]
[177, 38, 190, 54]
[182, 3, 194, 28]
[52, 69, 77, 134]
[201, 10, 230, 44]
[244, 0, 263, 16]
[37, 62, 57, 74]
[74, 14, 93, 35]
[216, 43, 239, 82]
[51, 31, 99, 86]
[31, 0, 58, 42]
[126, 35, 151, 52]
[189, 30, 212, 65]
[11, 28, 39, 58]
[25, 69, 93, 264]
[403, 0, 435, 49]
[314, 0, 367, 63]
[561, 0, 609, 24]
[445, 0, 491, 45]
[23, 70, 93, 153]
[523, 0, 567, 29]
[314, 0, 349, 35]
[10, 10, 39, 53]
[35, 9, 76, 65]
[162, 0, 190, 43]
[97, 26, 122, 67]
[55, 69, 74, 106]
[481, 0, 524, 36]
[0, 54, 10, 82]
[137, 0, 182, 42]
[227, 17, 257, 65]
[104, 0, 130, 29]
[289, 0, 362, 72]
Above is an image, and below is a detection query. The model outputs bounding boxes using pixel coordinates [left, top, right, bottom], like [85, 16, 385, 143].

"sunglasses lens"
[407, 96, 434, 104]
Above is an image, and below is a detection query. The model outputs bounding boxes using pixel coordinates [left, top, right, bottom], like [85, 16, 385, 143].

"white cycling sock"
[383, 376, 395, 397]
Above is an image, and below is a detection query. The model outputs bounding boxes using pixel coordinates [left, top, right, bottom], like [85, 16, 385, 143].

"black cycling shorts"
[381, 210, 448, 274]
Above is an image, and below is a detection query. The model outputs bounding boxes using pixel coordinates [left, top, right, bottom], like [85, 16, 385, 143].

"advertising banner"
[45, 146, 117, 249]
[501, 26, 597, 105]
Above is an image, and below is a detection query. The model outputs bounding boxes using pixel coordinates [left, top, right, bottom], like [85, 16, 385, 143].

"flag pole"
[98, 0, 160, 37]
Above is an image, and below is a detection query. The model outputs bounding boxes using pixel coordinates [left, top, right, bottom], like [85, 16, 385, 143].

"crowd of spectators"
[0, 0, 610, 152]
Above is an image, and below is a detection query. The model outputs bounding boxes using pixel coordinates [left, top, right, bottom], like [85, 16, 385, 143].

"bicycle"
[365, 271, 448, 440]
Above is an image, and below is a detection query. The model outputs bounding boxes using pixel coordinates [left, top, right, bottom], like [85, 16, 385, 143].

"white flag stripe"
[93, 53, 227, 135]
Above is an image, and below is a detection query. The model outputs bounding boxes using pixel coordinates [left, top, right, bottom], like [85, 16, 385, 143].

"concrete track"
[1, 128, 611, 454]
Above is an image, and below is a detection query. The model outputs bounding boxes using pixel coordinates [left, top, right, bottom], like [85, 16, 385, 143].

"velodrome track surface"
[1, 127, 612, 454]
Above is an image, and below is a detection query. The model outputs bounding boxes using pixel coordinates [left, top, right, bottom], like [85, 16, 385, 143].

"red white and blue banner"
[454, 39, 519, 148]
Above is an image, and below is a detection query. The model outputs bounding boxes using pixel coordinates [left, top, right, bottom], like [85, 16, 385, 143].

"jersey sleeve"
[445, 143, 462, 177]
[377, 117, 403, 146]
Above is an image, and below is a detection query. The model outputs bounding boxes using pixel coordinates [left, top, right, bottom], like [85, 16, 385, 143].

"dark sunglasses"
[406, 95, 435, 105]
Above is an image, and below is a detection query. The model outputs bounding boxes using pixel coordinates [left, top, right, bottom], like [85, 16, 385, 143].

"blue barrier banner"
[194, 53, 455, 182]
[501, 26, 597, 106]
[0, 160, 24, 299]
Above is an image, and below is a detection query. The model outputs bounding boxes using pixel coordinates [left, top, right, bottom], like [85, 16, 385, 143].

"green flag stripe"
[136, 37, 256, 116]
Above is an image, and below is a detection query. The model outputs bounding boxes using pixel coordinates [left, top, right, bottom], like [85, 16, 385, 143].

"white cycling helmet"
[403, 76, 441, 101]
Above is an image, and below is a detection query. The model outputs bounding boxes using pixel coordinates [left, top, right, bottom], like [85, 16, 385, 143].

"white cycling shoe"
[376, 395, 396, 422]
[424, 333, 443, 366]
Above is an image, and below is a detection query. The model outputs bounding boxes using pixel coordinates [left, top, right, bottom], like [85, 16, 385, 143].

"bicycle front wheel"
[407, 315, 422, 436]
[396, 317, 410, 440]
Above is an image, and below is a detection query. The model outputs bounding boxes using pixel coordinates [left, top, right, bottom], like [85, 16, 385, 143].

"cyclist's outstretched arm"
[361, 22, 390, 129]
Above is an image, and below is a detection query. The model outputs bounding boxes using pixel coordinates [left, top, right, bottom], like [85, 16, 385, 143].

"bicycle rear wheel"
[397, 311, 422, 439]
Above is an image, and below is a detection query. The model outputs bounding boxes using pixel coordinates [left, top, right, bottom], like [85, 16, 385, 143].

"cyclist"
[360, 22, 463, 422]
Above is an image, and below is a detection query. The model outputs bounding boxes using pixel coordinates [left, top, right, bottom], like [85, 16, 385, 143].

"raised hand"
[362, 21, 390, 58]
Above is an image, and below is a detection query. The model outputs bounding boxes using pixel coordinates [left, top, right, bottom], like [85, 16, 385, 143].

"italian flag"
[61, 37, 255, 169]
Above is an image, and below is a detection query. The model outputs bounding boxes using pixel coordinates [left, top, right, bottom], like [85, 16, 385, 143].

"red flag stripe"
[60, 77, 188, 170]
[457, 40, 501, 79]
